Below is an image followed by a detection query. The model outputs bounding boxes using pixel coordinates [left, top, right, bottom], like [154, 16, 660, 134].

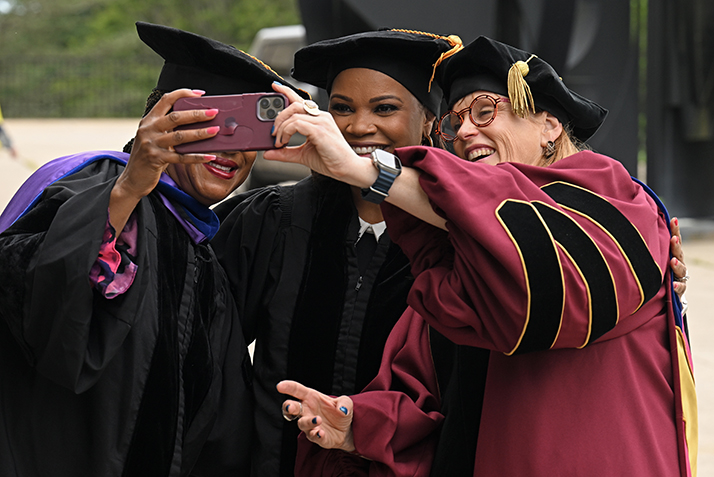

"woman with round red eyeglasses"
[436, 94, 509, 139]
[268, 36, 695, 477]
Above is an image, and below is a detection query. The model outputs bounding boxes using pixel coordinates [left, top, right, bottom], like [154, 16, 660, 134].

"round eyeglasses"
[436, 95, 510, 143]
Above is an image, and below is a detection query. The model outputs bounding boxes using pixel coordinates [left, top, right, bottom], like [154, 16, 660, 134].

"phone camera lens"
[260, 98, 270, 109]
[273, 98, 283, 108]
[267, 109, 277, 119]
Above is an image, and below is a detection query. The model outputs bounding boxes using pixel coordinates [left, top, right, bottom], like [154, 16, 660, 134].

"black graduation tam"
[438, 36, 607, 141]
[291, 29, 463, 115]
[136, 21, 309, 99]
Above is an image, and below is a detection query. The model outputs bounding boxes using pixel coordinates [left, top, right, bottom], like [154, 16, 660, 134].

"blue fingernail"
[285, 404, 290, 412]
[317, 432, 321, 438]
[273, 81, 283, 86]
[312, 417, 317, 424]
[340, 406, 348, 415]
[271, 124, 275, 134]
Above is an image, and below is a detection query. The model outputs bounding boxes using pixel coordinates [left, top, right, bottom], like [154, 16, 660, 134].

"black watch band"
[361, 149, 402, 204]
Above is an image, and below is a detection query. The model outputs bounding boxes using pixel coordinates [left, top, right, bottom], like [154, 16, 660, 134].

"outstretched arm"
[264, 83, 446, 230]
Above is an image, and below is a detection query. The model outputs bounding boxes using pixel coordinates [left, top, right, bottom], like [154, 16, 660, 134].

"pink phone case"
[173, 93, 286, 153]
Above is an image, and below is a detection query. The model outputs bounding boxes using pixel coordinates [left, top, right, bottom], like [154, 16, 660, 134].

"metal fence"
[0, 53, 163, 118]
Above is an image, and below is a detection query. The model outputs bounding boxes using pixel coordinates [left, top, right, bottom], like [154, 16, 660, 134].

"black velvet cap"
[136, 21, 309, 99]
[438, 36, 607, 141]
[291, 29, 463, 115]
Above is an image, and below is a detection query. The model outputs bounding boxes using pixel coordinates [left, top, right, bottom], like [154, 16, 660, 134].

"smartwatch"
[361, 149, 402, 204]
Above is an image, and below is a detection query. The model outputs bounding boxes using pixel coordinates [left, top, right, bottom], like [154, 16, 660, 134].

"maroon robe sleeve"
[294, 308, 444, 477]
[383, 147, 669, 355]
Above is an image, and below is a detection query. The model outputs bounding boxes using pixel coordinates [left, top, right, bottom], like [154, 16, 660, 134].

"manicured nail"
[673, 258, 679, 265]
[192, 89, 206, 95]
[674, 217, 679, 227]
[674, 236, 680, 244]
[312, 417, 317, 424]
[316, 432, 321, 438]
[206, 108, 219, 117]
[273, 81, 283, 86]
[285, 404, 290, 412]
[271, 124, 275, 134]
[206, 126, 220, 135]
[339, 406, 348, 415]
[203, 155, 216, 162]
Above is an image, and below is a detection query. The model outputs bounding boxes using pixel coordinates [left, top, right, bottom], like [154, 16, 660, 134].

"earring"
[422, 134, 434, 147]
[544, 140, 556, 159]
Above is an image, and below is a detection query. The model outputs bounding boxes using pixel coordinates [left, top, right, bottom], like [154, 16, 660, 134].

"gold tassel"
[507, 54, 537, 118]
[428, 35, 464, 92]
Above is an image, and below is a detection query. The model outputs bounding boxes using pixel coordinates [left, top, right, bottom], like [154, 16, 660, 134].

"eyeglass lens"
[438, 96, 498, 142]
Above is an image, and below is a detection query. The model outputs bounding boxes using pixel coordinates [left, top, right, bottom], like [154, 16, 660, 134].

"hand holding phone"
[173, 93, 287, 153]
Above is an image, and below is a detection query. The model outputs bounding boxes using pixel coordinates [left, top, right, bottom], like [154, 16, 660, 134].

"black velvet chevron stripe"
[534, 202, 618, 345]
[498, 201, 563, 354]
[542, 182, 661, 306]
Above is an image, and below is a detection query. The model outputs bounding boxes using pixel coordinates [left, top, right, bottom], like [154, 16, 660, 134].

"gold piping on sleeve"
[533, 200, 619, 347]
[496, 199, 564, 356]
[542, 181, 662, 314]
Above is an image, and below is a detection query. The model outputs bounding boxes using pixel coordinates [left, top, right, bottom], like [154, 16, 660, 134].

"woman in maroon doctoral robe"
[269, 36, 697, 477]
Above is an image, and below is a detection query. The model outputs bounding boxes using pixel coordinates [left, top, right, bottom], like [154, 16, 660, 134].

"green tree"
[0, 0, 302, 117]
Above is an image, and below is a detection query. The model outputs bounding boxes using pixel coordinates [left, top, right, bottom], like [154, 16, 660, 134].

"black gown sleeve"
[211, 186, 287, 344]
[0, 160, 149, 393]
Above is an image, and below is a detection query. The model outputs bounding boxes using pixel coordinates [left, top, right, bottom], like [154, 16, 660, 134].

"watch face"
[374, 149, 401, 171]
[382, 154, 397, 169]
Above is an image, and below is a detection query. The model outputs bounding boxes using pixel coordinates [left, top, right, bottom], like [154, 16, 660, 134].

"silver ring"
[303, 100, 320, 116]
[674, 274, 690, 283]
[283, 401, 303, 421]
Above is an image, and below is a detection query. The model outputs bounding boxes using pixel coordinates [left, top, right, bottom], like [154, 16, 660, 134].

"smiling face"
[450, 90, 561, 166]
[167, 150, 257, 206]
[328, 68, 434, 156]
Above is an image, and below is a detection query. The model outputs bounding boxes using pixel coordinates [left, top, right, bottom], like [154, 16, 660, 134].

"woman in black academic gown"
[211, 29, 462, 477]
[0, 22, 307, 477]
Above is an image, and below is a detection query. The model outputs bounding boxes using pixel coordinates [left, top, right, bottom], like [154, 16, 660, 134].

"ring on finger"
[303, 100, 321, 116]
[283, 401, 303, 421]
[674, 274, 690, 283]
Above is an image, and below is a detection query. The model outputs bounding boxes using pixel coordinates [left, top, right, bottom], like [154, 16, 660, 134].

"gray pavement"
[1, 119, 713, 474]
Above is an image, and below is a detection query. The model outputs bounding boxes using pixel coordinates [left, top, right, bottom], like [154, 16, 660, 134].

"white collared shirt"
[357, 217, 387, 243]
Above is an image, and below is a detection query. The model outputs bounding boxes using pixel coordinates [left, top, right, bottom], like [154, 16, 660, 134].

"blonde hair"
[545, 123, 588, 165]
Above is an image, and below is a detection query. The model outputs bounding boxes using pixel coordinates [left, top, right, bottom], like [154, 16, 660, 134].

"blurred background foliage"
[0, 0, 301, 117]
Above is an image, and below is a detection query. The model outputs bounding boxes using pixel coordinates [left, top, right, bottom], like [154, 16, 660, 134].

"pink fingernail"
[204, 155, 216, 161]
[674, 236, 680, 244]
[206, 108, 219, 117]
[192, 89, 206, 95]
[206, 126, 220, 135]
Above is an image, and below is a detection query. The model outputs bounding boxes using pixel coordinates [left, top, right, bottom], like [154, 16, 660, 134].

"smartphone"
[173, 92, 287, 153]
